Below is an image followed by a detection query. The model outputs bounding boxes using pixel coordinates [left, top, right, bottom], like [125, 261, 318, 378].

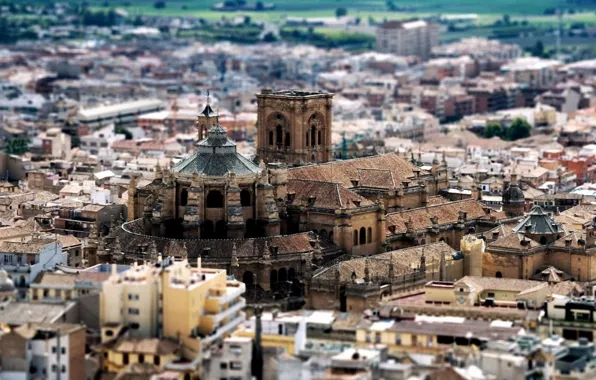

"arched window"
[367, 227, 372, 243]
[360, 227, 366, 245]
[311, 126, 316, 146]
[276, 125, 283, 146]
[242, 271, 254, 285]
[318, 130, 322, 145]
[288, 268, 296, 281]
[285, 132, 290, 147]
[180, 189, 188, 206]
[305, 132, 309, 147]
[206, 190, 224, 208]
[270, 270, 278, 289]
[278, 268, 287, 283]
[269, 131, 273, 146]
[540, 236, 547, 245]
[245, 218, 256, 238]
[240, 189, 251, 207]
[496, 271, 503, 278]
[353, 230, 359, 246]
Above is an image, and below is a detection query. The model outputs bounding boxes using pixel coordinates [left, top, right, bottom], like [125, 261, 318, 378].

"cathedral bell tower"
[196, 92, 218, 140]
[256, 89, 334, 165]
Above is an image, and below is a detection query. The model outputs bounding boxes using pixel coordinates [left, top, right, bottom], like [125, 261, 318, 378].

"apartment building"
[77, 98, 164, 131]
[97, 258, 246, 378]
[376, 20, 440, 61]
[0, 323, 86, 380]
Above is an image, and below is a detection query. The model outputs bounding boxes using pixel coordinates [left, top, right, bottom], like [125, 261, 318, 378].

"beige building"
[376, 20, 440, 61]
[98, 258, 246, 378]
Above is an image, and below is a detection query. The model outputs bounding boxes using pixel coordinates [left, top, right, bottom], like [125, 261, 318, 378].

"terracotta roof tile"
[288, 153, 426, 190]
[287, 179, 374, 210]
[456, 276, 547, 293]
[386, 199, 487, 233]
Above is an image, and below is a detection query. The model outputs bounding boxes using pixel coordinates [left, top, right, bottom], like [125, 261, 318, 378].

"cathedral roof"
[513, 206, 564, 235]
[385, 199, 488, 234]
[502, 180, 525, 206]
[287, 179, 374, 210]
[488, 231, 541, 250]
[288, 153, 426, 190]
[172, 124, 260, 177]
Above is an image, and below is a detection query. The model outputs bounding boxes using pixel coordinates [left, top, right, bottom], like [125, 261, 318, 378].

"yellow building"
[425, 276, 550, 309]
[97, 258, 246, 379]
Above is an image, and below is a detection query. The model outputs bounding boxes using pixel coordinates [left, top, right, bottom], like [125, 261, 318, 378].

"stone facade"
[256, 90, 334, 165]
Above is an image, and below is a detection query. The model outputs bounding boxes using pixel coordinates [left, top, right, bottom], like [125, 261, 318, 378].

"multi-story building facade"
[0, 323, 86, 380]
[97, 259, 246, 378]
[376, 20, 440, 61]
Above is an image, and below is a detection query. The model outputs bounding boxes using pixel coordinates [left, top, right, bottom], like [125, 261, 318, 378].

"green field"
[75, 0, 596, 24]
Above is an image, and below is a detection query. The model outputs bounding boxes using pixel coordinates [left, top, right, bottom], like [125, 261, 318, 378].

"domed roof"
[172, 124, 260, 177]
[0, 268, 15, 291]
[503, 180, 525, 205]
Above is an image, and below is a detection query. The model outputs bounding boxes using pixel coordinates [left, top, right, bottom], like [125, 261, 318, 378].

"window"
[395, 334, 401, 345]
[318, 130, 322, 145]
[123, 353, 129, 365]
[375, 332, 381, 344]
[268, 131, 273, 146]
[365, 333, 371, 343]
[276, 125, 283, 146]
[230, 361, 242, 370]
[61, 365, 66, 373]
[220, 363, 228, 369]
[52, 346, 56, 353]
[359, 227, 366, 245]
[180, 189, 189, 206]
[367, 227, 372, 243]
[353, 230, 358, 246]
[128, 308, 140, 315]
[138, 354, 144, 364]
[487, 292, 495, 298]
[52, 365, 57, 372]
[61, 347, 66, 354]
[154, 355, 160, 366]
[128, 294, 139, 301]
[285, 132, 290, 147]
[305, 132, 309, 147]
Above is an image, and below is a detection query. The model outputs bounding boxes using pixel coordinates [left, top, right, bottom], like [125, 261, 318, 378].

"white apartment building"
[376, 20, 440, 61]
[0, 239, 65, 293]
[79, 124, 125, 160]
[0, 323, 86, 380]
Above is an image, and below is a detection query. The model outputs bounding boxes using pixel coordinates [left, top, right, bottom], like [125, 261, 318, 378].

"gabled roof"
[488, 232, 541, 250]
[287, 179, 373, 210]
[513, 206, 564, 235]
[288, 153, 425, 190]
[385, 199, 487, 233]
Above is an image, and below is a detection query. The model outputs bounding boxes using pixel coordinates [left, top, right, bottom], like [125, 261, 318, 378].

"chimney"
[350, 179, 359, 187]
[287, 192, 296, 203]
[307, 195, 316, 206]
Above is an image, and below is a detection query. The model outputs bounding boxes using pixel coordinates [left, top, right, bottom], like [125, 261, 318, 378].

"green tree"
[154, 0, 166, 9]
[532, 40, 544, 57]
[133, 15, 143, 26]
[263, 31, 277, 42]
[255, 1, 264, 11]
[484, 123, 504, 139]
[507, 118, 532, 141]
[5, 136, 30, 155]
[503, 14, 511, 25]
[335, 7, 347, 18]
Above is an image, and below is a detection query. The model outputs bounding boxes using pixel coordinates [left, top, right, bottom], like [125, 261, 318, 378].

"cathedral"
[92, 89, 541, 309]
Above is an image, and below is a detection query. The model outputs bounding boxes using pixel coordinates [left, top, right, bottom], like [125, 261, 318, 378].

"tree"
[255, 1, 264, 11]
[263, 31, 277, 42]
[154, 0, 166, 9]
[133, 15, 143, 26]
[115, 126, 133, 140]
[503, 14, 510, 25]
[484, 123, 504, 139]
[5, 136, 30, 155]
[387, 0, 397, 11]
[532, 40, 544, 58]
[335, 7, 347, 18]
[507, 118, 532, 141]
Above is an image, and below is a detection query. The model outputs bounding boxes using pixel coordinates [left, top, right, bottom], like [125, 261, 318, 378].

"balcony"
[200, 313, 245, 348]
[201, 298, 246, 331]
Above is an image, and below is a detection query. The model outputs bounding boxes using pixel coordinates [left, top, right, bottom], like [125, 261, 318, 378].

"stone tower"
[256, 89, 334, 165]
[502, 174, 525, 217]
[461, 234, 484, 277]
